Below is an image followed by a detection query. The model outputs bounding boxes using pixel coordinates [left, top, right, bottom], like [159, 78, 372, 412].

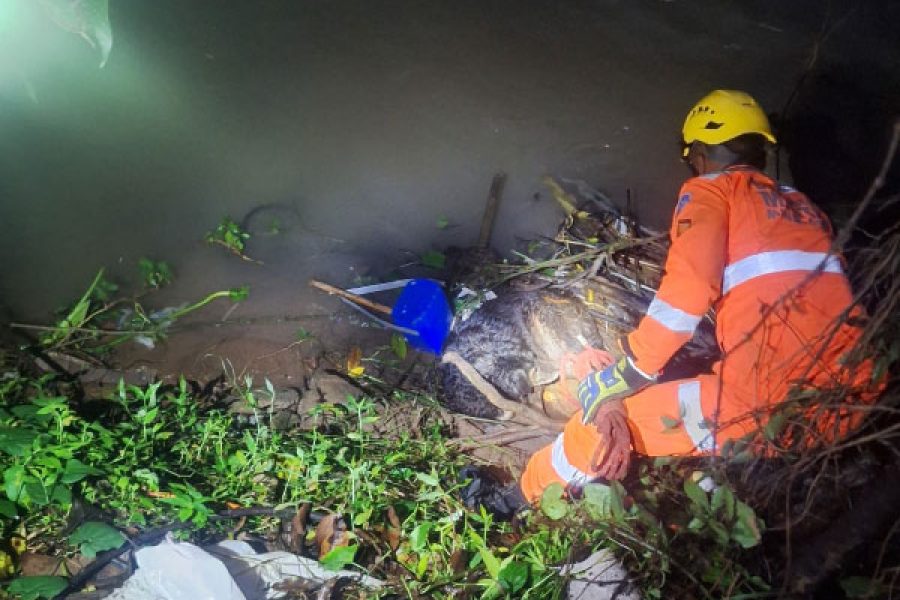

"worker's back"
[684, 167, 865, 417]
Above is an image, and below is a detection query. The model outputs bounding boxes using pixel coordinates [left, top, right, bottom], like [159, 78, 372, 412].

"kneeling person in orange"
[461, 89, 875, 515]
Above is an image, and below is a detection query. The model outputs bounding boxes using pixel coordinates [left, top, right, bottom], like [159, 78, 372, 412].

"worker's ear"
[688, 144, 710, 176]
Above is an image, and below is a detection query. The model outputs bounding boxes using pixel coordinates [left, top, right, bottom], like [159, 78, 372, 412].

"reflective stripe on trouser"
[520, 374, 734, 502]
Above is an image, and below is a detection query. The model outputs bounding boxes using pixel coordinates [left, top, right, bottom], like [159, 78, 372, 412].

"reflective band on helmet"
[677, 381, 715, 452]
[647, 297, 703, 334]
[550, 434, 590, 486]
[723, 251, 843, 294]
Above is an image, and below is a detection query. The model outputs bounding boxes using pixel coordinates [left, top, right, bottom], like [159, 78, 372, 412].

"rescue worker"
[461, 89, 876, 517]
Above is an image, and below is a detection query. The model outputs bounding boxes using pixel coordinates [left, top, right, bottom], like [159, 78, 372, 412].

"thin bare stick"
[478, 172, 506, 249]
[449, 425, 548, 450]
[308, 280, 392, 315]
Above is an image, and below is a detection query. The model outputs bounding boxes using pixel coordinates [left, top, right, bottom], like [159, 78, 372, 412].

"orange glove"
[589, 399, 631, 480]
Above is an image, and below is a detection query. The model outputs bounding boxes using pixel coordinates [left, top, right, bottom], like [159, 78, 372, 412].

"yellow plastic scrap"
[346, 347, 365, 378]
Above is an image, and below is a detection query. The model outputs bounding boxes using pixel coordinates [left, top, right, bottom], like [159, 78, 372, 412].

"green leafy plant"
[5, 575, 67, 600]
[138, 258, 173, 289]
[21, 266, 250, 355]
[205, 217, 260, 263]
[0, 358, 774, 599]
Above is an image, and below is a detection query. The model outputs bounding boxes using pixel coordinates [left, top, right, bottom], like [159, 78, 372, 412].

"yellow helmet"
[681, 90, 776, 155]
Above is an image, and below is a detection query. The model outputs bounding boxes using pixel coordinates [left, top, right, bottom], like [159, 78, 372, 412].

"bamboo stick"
[308, 280, 392, 316]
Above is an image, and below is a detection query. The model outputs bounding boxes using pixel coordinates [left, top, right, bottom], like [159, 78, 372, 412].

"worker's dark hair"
[720, 133, 769, 169]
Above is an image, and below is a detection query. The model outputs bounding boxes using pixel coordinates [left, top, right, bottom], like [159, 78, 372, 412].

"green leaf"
[687, 516, 705, 530]
[3, 465, 26, 502]
[582, 483, 613, 519]
[409, 522, 432, 552]
[684, 478, 709, 514]
[319, 544, 357, 571]
[479, 547, 501, 580]
[390, 334, 408, 360]
[731, 501, 763, 548]
[498, 560, 529, 593]
[707, 519, 730, 545]
[0, 499, 17, 518]
[62, 459, 103, 484]
[609, 481, 628, 521]
[711, 485, 736, 521]
[229, 285, 250, 302]
[10, 405, 50, 425]
[436, 216, 449, 229]
[24, 482, 49, 507]
[0, 426, 37, 456]
[540, 482, 568, 520]
[68, 521, 126, 559]
[415, 472, 440, 487]
[50, 484, 72, 506]
[6, 576, 68, 600]
[420, 250, 446, 269]
[352, 507, 373, 527]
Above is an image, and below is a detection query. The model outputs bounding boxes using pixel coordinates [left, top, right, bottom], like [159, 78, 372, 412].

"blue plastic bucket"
[391, 279, 452, 354]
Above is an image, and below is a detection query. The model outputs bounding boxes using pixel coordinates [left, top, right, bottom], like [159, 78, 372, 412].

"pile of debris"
[438, 176, 718, 430]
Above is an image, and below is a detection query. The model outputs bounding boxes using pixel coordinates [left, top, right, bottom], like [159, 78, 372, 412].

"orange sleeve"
[626, 179, 727, 375]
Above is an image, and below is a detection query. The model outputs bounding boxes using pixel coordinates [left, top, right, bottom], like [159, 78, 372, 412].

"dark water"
[1, 0, 897, 328]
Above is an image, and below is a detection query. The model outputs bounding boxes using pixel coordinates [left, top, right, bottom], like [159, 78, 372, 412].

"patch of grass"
[0, 361, 778, 598]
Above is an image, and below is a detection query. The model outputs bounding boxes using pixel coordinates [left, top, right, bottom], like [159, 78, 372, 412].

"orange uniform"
[521, 166, 873, 501]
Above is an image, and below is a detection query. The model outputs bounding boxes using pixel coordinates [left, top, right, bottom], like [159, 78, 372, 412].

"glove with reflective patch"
[458, 466, 528, 521]
[577, 355, 654, 425]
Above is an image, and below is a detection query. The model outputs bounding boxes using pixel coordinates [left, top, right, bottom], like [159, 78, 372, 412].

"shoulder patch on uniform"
[675, 193, 691, 215]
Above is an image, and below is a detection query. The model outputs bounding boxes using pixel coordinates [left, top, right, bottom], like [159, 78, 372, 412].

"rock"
[78, 366, 158, 398]
[258, 388, 300, 411]
[35, 351, 98, 374]
[561, 549, 640, 600]
[270, 410, 300, 430]
[303, 371, 360, 407]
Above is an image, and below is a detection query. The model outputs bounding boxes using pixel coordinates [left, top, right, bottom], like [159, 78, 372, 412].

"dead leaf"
[290, 503, 311, 554]
[147, 491, 175, 499]
[385, 506, 401, 551]
[346, 347, 365, 378]
[315, 513, 349, 557]
[449, 548, 468, 574]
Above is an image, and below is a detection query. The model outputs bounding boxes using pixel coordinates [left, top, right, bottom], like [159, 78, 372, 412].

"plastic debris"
[104, 535, 383, 600]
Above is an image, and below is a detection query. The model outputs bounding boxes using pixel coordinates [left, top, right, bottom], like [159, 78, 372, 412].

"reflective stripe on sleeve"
[647, 297, 703, 334]
[722, 251, 843, 294]
[550, 434, 591, 486]
[677, 381, 715, 452]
